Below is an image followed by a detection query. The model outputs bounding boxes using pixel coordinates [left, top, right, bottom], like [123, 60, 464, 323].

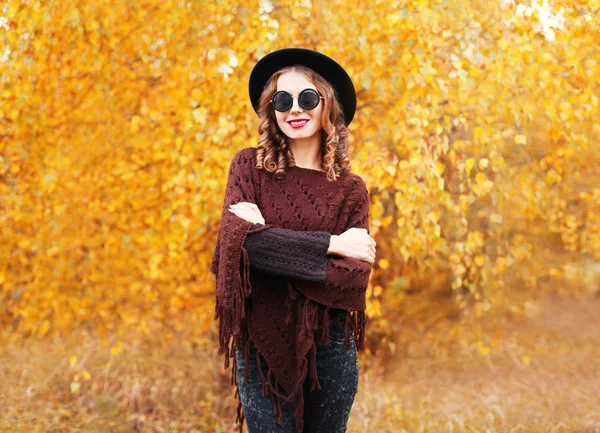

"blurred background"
[1, 0, 599, 431]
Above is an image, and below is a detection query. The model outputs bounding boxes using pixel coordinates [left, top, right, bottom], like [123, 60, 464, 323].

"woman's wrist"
[327, 235, 340, 255]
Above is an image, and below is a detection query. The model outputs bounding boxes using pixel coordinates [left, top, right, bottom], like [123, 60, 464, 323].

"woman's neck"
[288, 137, 322, 170]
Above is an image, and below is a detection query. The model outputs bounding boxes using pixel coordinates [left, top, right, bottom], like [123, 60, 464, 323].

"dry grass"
[349, 294, 600, 433]
[1, 294, 599, 433]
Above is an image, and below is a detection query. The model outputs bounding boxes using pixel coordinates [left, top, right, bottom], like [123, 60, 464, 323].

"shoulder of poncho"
[342, 169, 368, 200]
[347, 171, 367, 190]
[237, 146, 258, 161]
[230, 147, 258, 171]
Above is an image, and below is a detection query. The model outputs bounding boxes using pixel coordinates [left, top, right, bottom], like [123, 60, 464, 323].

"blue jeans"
[235, 314, 359, 433]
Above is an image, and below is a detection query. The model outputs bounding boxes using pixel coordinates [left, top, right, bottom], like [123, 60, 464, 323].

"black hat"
[248, 48, 357, 125]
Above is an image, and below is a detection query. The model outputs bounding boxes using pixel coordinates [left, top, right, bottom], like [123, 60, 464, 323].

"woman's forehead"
[276, 71, 316, 92]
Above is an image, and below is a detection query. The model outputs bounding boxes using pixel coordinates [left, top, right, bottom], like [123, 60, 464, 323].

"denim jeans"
[234, 313, 359, 433]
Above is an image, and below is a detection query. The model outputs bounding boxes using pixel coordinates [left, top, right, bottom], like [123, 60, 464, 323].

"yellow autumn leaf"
[490, 213, 503, 224]
[478, 343, 490, 356]
[427, 211, 440, 223]
[515, 135, 527, 145]
[193, 107, 208, 124]
[70, 382, 81, 394]
[366, 299, 382, 317]
[475, 172, 487, 185]
[110, 345, 121, 356]
[474, 126, 484, 140]
[438, 177, 445, 191]
[465, 158, 476, 176]
[400, 246, 410, 262]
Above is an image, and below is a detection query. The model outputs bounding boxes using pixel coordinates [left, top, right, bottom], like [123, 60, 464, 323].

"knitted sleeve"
[244, 223, 331, 282]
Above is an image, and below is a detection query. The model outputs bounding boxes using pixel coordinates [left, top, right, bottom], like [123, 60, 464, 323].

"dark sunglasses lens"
[299, 89, 320, 109]
[272, 92, 292, 111]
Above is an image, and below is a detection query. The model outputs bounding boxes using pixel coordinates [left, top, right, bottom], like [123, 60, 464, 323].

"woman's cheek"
[311, 117, 322, 135]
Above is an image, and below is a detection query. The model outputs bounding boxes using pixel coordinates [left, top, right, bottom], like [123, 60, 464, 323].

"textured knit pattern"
[209, 146, 371, 433]
[244, 223, 348, 329]
[244, 223, 331, 282]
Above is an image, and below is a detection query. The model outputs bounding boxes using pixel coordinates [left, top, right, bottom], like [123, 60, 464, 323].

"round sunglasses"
[271, 88, 324, 112]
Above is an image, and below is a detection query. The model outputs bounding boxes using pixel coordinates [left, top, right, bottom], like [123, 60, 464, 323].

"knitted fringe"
[214, 244, 253, 369]
[231, 336, 289, 433]
[217, 257, 367, 433]
[281, 294, 368, 433]
[346, 309, 367, 351]
[215, 242, 290, 433]
[214, 222, 272, 370]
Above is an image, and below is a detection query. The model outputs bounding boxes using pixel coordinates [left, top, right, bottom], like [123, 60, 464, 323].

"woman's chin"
[284, 127, 316, 139]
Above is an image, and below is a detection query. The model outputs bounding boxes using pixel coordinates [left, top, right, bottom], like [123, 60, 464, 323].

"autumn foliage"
[1, 1, 600, 432]
[0, 0, 599, 352]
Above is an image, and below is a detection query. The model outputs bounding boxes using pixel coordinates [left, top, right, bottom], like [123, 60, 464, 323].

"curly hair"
[254, 65, 351, 182]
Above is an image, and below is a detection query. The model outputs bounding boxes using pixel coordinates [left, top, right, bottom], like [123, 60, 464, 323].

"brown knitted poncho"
[209, 146, 372, 432]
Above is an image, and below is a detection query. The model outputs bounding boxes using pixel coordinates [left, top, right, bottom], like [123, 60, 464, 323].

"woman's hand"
[228, 202, 265, 225]
[327, 228, 376, 265]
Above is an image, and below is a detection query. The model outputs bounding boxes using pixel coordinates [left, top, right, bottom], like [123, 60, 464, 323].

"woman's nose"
[290, 96, 302, 114]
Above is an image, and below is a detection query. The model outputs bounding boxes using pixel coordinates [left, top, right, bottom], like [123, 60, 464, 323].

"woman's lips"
[288, 119, 309, 129]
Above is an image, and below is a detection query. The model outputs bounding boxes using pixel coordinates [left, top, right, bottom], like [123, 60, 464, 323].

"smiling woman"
[248, 48, 357, 181]
[210, 48, 376, 433]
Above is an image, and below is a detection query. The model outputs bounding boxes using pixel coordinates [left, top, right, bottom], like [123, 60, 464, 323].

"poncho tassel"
[231, 350, 238, 386]
[318, 306, 331, 346]
[282, 355, 307, 414]
[215, 243, 254, 373]
[233, 336, 290, 433]
[283, 281, 298, 326]
[255, 350, 269, 397]
[283, 296, 322, 432]
[232, 338, 247, 433]
[235, 399, 245, 433]
[292, 394, 305, 433]
[303, 297, 313, 332]
[243, 337, 252, 384]
[308, 340, 321, 391]
[240, 247, 252, 298]
[255, 350, 279, 426]
[355, 310, 367, 350]
[344, 310, 367, 350]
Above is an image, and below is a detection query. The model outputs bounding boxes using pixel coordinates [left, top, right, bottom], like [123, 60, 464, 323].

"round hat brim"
[248, 48, 356, 125]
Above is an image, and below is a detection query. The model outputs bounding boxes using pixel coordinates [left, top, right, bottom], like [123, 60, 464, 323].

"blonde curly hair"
[254, 65, 351, 182]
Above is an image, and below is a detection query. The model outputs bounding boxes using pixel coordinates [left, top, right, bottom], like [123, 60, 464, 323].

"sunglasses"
[271, 88, 324, 112]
